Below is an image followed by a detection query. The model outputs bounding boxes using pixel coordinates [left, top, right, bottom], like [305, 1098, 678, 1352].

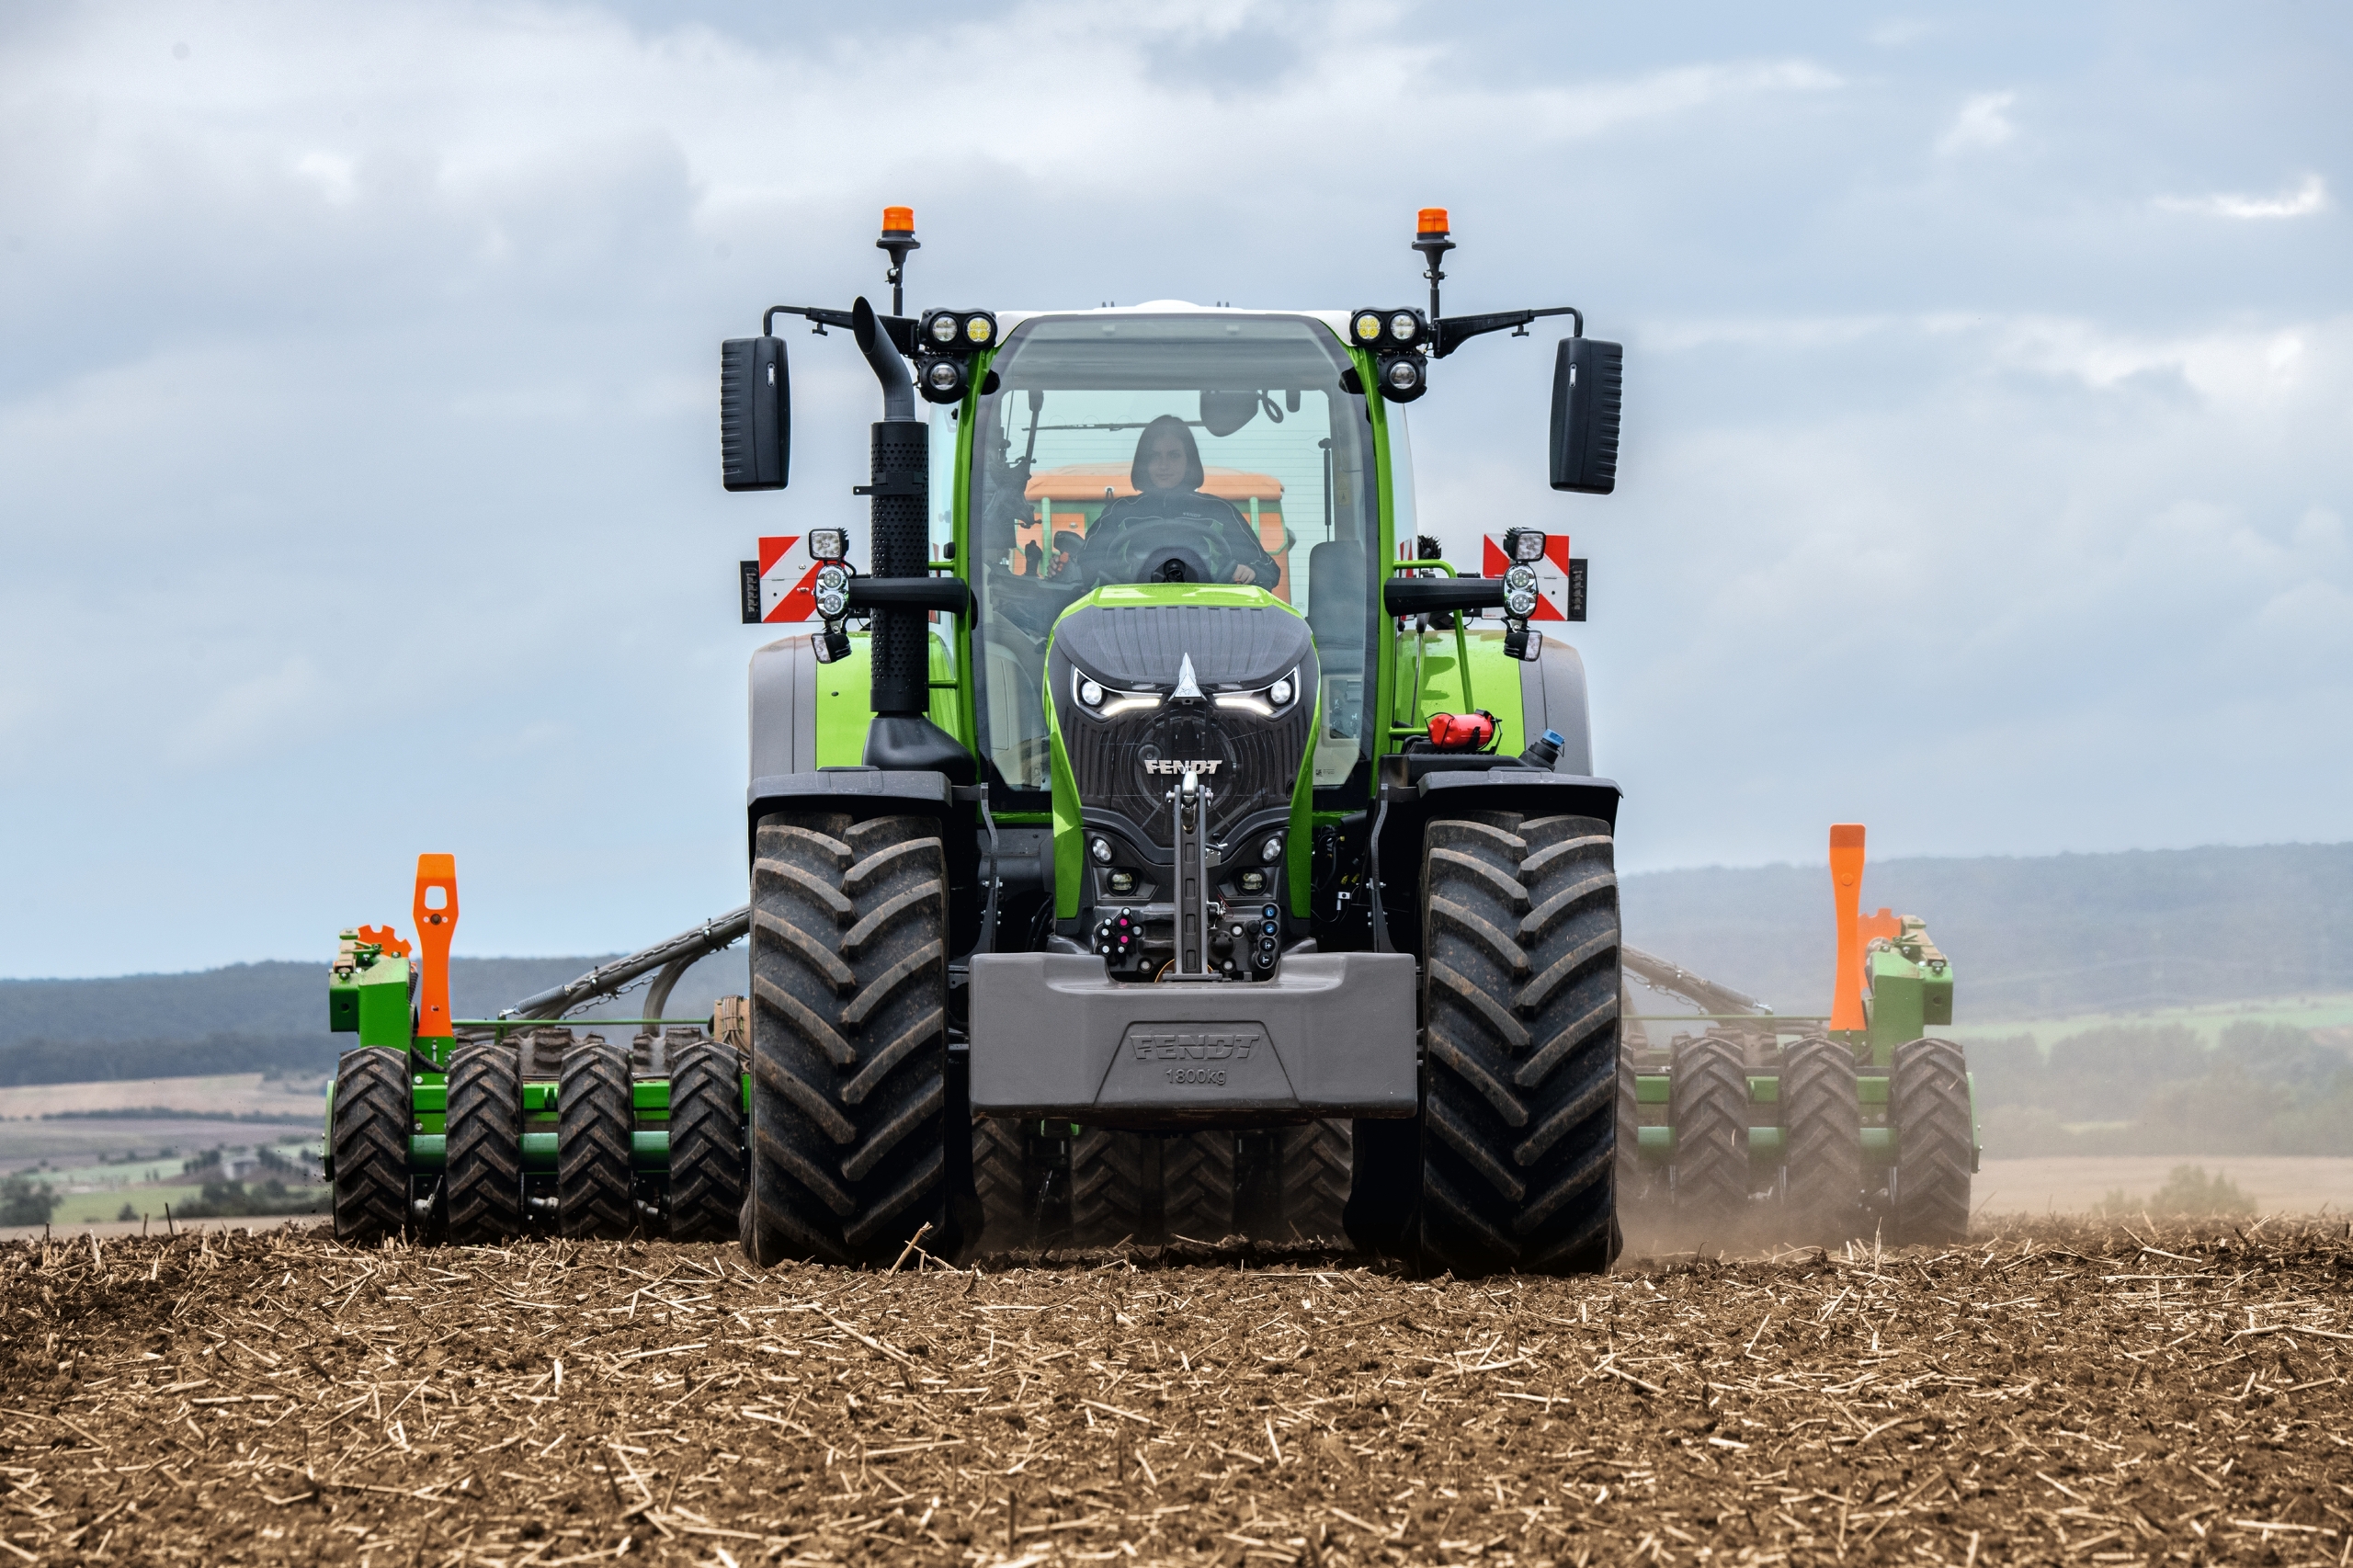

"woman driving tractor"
[1069, 415, 1280, 587]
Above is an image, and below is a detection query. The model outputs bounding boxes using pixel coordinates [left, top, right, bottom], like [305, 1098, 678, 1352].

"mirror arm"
[1435, 305, 1583, 358]
[764, 304, 917, 356]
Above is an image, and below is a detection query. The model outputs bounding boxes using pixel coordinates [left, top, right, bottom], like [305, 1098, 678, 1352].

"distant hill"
[1, 842, 2346, 1086]
[1620, 841, 2353, 1021]
[0, 951, 747, 1087]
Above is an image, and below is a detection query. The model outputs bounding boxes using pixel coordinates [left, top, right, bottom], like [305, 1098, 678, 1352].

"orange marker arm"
[413, 854, 459, 1040]
[1827, 824, 1867, 1032]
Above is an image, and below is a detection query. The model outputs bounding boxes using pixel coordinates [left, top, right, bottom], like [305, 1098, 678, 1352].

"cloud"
[2155, 174, 2327, 221]
[1, 1, 2348, 971]
[1937, 90, 2017, 153]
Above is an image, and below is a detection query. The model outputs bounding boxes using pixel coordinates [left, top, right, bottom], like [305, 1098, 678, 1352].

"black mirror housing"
[1549, 336, 1621, 494]
[721, 335, 790, 491]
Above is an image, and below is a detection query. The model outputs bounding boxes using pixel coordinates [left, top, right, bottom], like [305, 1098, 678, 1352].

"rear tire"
[972, 1117, 1034, 1250]
[1415, 812, 1621, 1276]
[1891, 1037, 1972, 1244]
[1779, 1036, 1861, 1243]
[558, 1042, 636, 1239]
[666, 1040, 745, 1242]
[744, 812, 955, 1267]
[1070, 1128, 1148, 1247]
[1669, 1035, 1748, 1231]
[332, 1047, 413, 1244]
[445, 1042, 524, 1244]
[1271, 1120, 1350, 1241]
[1161, 1131, 1236, 1244]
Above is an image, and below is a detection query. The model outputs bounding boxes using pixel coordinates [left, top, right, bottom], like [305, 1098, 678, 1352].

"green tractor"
[323, 206, 1631, 1275]
[1615, 824, 1979, 1244]
[721, 206, 1625, 1274]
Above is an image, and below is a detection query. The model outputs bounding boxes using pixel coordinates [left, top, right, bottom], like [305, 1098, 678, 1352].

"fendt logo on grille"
[1142, 758, 1223, 776]
[1131, 1028, 1260, 1061]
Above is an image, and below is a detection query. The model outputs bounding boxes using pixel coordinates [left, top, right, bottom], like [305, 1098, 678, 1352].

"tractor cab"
[965, 308, 1374, 813]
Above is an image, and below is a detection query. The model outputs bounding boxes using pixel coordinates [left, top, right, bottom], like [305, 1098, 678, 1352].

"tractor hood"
[1046, 586, 1318, 858]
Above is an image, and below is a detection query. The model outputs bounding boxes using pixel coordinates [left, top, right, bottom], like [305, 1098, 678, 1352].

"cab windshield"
[968, 312, 1377, 796]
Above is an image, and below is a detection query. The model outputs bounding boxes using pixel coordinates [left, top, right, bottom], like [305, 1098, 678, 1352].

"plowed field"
[6, 1221, 2351, 1565]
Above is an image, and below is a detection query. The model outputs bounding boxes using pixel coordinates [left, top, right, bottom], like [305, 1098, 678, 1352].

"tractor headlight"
[927, 312, 960, 347]
[1503, 562, 1538, 619]
[1259, 835, 1283, 864]
[1212, 666, 1299, 718]
[1352, 311, 1383, 343]
[1380, 355, 1425, 400]
[1503, 528, 1548, 563]
[1080, 668, 1159, 716]
[808, 528, 848, 562]
[1389, 312, 1418, 343]
[813, 563, 851, 619]
[1089, 835, 1113, 865]
[962, 312, 996, 347]
[925, 358, 964, 394]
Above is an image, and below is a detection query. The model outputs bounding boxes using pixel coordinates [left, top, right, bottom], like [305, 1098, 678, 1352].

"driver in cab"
[1078, 415, 1280, 587]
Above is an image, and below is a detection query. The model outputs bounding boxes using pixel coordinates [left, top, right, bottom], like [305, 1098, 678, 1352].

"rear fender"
[1373, 769, 1622, 958]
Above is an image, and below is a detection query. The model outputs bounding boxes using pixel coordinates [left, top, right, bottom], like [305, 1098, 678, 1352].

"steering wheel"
[1066, 514, 1244, 590]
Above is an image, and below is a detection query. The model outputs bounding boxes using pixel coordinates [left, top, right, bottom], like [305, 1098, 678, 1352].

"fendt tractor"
[723, 206, 1625, 1277]
[320, 209, 1972, 1272]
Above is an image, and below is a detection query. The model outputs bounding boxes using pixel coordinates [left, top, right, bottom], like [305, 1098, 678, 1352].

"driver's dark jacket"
[1084, 490, 1281, 587]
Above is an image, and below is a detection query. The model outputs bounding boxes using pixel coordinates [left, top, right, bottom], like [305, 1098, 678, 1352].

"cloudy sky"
[2, 2, 2346, 977]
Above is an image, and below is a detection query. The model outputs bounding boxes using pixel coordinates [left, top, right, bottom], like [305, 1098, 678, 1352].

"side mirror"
[721, 336, 790, 491]
[1549, 336, 1621, 494]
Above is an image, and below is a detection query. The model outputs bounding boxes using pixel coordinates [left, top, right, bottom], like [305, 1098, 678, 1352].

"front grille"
[1063, 700, 1314, 849]
[1049, 602, 1318, 852]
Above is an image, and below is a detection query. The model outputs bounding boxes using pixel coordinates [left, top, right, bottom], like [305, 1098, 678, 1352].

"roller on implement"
[327, 205, 1645, 1271]
[1616, 824, 1980, 1244]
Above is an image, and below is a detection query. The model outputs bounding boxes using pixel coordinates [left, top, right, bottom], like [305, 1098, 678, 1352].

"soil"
[5, 1220, 2351, 1565]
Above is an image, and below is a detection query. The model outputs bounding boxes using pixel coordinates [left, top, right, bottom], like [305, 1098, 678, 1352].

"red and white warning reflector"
[751, 535, 821, 623]
[1482, 532, 1573, 620]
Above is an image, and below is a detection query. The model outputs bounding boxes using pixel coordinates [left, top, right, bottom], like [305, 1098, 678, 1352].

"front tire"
[332, 1047, 413, 1244]
[1416, 813, 1621, 1276]
[744, 812, 955, 1267]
